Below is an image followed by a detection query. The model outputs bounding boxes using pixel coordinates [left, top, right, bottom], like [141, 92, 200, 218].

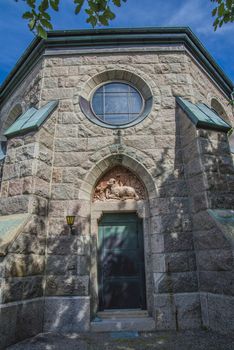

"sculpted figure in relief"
[105, 178, 139, 200]
[93, 166, 145, 202]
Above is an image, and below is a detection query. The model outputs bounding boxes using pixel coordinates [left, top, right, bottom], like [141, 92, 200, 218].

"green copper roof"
[208, 209, 234, 224]
[4, 100, 58, 138]
[176, 97, 232, 132]
[0, 27, 233, 105]
[208, 209, 234, 244]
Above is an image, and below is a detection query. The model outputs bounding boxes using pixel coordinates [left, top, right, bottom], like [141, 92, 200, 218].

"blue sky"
[0, 0, 233, 85]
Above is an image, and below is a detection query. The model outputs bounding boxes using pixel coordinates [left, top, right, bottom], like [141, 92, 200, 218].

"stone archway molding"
[79, 68, 153, 101]
[1, 103, 23, 141]
[85, 153, 156, 317]
[78, 153, 157, 201]
[78, 68, 154, 129]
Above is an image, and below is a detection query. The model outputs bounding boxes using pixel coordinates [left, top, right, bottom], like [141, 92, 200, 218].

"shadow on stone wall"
[1, 106, 234, 345]
[43, 200, 91, 333]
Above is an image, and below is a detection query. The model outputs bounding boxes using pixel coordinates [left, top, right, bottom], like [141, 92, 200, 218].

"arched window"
[211, 99, 229, 122]
[211, 99, 233, 153]
[0, 104, 22, 160]
[3, 104, 22, 132]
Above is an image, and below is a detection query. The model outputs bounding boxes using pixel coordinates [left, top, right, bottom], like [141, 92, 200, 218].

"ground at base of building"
[7, 330, 234, 350]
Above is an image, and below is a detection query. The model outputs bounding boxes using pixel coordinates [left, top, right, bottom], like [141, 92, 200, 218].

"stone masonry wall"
[0, 61, 44, 140]
[0, 110, 57, 348]
[41, 51, 202, 331]
[188, 57, 233, 124]
[178, 106, 234, 333]
[0, 47, 233, 341]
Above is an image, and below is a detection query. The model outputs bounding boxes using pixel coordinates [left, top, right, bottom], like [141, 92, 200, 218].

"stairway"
[91, 310, 155, 332]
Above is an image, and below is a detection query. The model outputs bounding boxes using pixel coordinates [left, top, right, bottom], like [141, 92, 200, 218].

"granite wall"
[0, 47, 233, 348]
[179, 106, 234, 333]
[0, 113, 56, 348]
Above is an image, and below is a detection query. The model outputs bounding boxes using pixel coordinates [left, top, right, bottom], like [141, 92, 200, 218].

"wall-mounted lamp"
[66, 215, 76, 234]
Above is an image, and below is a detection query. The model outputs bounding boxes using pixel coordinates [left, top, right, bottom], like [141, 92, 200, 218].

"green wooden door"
[98, 213, 146, 310]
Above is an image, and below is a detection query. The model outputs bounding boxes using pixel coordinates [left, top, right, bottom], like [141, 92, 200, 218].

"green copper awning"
[176, 97, 231, 132]
[4, 100, 58, 138]
[0, 213, 31, 256]
[208, 209, 234, 244]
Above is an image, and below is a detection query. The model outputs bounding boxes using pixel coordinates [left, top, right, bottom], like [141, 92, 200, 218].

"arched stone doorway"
[79, 155, 157, 318]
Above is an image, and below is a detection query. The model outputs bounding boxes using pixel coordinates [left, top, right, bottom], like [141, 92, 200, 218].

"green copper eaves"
[176, 96, 231, 132]
[0, 27, 233, 106]
[4, 100, 58, 138]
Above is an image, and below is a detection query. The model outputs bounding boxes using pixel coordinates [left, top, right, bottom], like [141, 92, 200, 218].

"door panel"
[98, 213, 146, 310]
[103, 279, 141, 309]
[103, 250, 139, 276]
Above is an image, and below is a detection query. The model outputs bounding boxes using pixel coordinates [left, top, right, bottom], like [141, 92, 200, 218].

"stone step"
[91, 316, 155, 332]
[97, 310, 149, 319]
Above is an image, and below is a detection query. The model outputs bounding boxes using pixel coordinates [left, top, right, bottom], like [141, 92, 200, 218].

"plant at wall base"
[15, 0, 127, 39]
[211, 0, 234, 30]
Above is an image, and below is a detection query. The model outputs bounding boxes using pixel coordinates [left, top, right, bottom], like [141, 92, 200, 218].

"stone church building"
[0, 27, 233, 348]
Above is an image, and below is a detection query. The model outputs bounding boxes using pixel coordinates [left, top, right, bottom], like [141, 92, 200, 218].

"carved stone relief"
[93, 166, 146, 202]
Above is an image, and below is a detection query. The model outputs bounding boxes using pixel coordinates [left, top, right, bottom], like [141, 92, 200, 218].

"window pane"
[105, 114, 129, 124]
[105, 83, 129, 93]
[105, 94, 128, 114]
[92, 94, 103, 115]
[92, 82, 143, 125]
[130, 93, 143, 113]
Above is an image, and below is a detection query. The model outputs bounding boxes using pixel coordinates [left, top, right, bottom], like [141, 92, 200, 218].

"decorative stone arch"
[0, 104, 23, 162]
[210, 97, 230, 123]
[1, 104, 22, 141]
[79, 153, 157, 201]
[79, 154, 157, 317]
[77, 68, 154, 129]
[207, 96, 234, 154]
[80, 68, 153, 100]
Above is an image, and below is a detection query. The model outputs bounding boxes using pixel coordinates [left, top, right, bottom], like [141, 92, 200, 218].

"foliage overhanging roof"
[0, 27, 233, 106]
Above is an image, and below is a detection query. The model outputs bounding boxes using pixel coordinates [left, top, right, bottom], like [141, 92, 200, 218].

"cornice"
[0, 27, 233, 106]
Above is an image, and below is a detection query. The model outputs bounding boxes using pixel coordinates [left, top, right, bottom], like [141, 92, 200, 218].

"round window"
[91, 82, 144, 126]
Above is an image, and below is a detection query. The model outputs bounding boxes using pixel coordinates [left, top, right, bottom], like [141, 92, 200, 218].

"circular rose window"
[91, 82, 144, 126]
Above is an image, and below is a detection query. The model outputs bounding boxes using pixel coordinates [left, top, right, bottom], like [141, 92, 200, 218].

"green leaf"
[212, 7, 217, 16]
[28, 18, 36, 30]
[41, 12, 51, 20]
[85, 8, 93, 15]
[49, 0, 59, 11]
[226, 0, 232, 9]
[112, 0, 121, 6]
[74, 0, 85, 14]
[26, 0, 36, 9]
[104, 8, 115, 20]
[218, 2, 225, 16]
[86, 15, 97, 27]
[39, 0, 49, 12]
[213, 17, 220, 26]
[219, 18, 224, 26]
[224, 13, 231, 22]
[37, 25, 48, 39]
[98, 14, 109, 25]
[40, 18, 53, 29]
[22, 11, 34, 19]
